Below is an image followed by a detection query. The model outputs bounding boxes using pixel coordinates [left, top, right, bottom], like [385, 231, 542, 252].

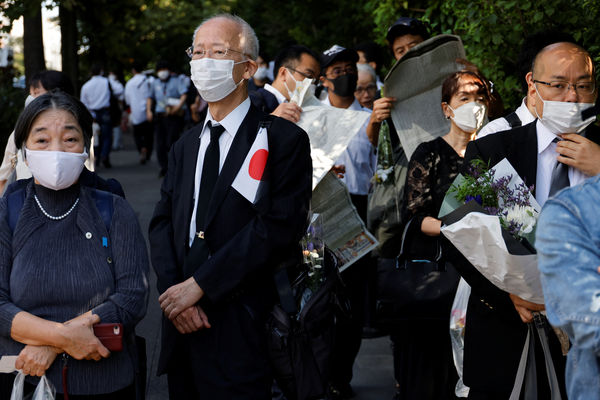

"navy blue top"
[0, 181, 148, 395]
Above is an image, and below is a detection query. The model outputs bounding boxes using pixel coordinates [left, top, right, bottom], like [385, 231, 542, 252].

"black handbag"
[267, 248, 341, 400]
[376, 217, 460, 325]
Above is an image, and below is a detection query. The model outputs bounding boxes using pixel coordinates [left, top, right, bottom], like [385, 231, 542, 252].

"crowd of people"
[0, 10, 598, 400]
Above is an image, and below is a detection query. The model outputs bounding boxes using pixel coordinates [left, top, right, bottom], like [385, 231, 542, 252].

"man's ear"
[320, 75, 332, 90]
[368, 61, 377, 71]
[243, 59, 258, 80]
[277, 66, 288, 82]
[525, 72, 536, 108]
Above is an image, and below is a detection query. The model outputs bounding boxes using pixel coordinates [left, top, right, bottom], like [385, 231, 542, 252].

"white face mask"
[190, 58, 246, 102]
[284, 68, 313, 105]
[448, 101, 487, 133]
[157, 70, 170, 81]
[534, 85, 596, 134]
[24, 95, 35, 107]
[25, 148, 88, 190]
[254, 66, 269, 81]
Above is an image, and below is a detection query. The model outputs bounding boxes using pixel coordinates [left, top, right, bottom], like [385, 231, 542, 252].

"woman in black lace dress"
[392, 70, 491, 399]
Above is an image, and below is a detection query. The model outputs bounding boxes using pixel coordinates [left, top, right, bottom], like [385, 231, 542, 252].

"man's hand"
[331, 164, 345, 179]
[271, 102, 302, 123]
[172, 305, 212, 334]
[159, 277, 204, 320]
[16, 345, 60, 376]
[369, 97, 396, 125]
[509, 293, 545, 323]
[556, 133, 600, 176]
[367, 97, 396, 145]
[146, 109, 153, 122]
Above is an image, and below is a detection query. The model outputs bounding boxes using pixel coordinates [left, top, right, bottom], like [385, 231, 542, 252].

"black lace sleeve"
[404, 142, 437, 231]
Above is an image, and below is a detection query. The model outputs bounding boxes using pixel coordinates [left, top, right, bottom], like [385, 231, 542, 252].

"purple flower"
[307, 242, 314, 251]
[465, 194, 483, 205]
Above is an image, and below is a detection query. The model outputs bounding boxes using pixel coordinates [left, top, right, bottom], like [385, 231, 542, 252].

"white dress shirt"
[188, 98, 251, 245]
[80, 75, 112, 114]
[322, 96, 376, 195]
[125, 73, 152, 125]
[478, 98, 535, 138]
[263, 83, 286, 105]
[535, 119, 588, 206]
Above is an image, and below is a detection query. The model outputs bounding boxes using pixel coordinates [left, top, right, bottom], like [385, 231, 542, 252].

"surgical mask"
[25, 148, 88, 190]
[190, 58, 246, 102]
[284, 68, 313, 105]
[534, 85, 596, 134]
[447, 101, 487, 133]
[157, 70, 170, 81]
[254, 66, 269, 81]
[328, 74, 358, 98]
[24, 95, 35, 107]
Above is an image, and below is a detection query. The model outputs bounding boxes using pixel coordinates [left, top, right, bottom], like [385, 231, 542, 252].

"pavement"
[100, 130, 396, 399]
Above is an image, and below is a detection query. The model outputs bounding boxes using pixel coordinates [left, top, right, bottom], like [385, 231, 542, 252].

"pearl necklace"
[34, 194, 80, 220]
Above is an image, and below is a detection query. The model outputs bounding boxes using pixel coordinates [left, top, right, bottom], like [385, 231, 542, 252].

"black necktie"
[184, 121, 225, 276]
[195, 121, 225, 231]
[548, 138, 570, 198]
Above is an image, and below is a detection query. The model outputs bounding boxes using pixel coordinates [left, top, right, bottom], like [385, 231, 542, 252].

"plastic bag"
[10, 372, 55, 400]
[449, 278, 470, 398]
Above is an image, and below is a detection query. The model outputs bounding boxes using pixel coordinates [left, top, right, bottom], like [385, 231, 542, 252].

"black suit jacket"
[448, 121, 600, 394]
[148, 103, 312, 375]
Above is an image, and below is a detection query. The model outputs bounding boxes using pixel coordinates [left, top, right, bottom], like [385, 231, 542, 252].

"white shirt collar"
[263, 83, 287, 105]
[536, 119, 559, 155]
[515, 97, 536, 126]
[203, 97, 251, 139]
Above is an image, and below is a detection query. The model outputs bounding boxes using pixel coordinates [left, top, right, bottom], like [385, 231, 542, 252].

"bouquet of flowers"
[298, 213, 326, 313]
[439, 158, 544, 303]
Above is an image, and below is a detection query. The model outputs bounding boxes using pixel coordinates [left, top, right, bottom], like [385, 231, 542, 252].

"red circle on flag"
[249, 149, 268, 180]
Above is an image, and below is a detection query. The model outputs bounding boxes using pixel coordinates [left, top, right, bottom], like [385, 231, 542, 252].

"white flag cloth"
[232, 126, 269, 203]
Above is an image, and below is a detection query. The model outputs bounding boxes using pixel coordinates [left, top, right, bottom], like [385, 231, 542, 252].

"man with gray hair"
[149, 14, 312, 398]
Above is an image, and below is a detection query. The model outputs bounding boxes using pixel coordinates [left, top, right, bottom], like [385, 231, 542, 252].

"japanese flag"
[232, 126, 269, 203]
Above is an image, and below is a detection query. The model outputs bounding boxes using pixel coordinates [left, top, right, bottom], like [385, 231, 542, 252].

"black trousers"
[165, 300, 272, 399]
[155, 114, 184, 172]
[132, 120, 154, 159]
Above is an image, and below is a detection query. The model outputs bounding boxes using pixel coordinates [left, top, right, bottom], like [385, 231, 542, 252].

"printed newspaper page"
[295, 94, 370, 188]
[312, 171, 378, 272]
[384, 34, 466, 160]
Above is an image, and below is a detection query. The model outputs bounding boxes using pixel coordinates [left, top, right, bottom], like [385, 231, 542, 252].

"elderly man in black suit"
[448, 41, 599, 399]
[148, 14, 312, 399]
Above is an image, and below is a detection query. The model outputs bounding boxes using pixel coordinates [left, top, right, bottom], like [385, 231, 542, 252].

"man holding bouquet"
[448, 41, 599, 399]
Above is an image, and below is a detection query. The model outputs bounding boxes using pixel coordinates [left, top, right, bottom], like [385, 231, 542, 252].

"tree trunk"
[60, 4, 79, 93]
[23, 3, 46, 86]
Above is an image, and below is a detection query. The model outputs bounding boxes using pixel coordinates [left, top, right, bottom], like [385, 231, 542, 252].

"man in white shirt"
[125, 63, 153, 164]
[249, 44, 321, 122]
[319, 44, 374, 400]
[80, 64, 123, 168]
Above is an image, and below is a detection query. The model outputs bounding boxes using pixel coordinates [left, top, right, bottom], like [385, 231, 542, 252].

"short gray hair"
[193, 14, 259, 60]
[356, 63, 377, 82]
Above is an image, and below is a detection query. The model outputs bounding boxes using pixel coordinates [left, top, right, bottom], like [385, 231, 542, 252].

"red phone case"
[93, 323, 123, 352]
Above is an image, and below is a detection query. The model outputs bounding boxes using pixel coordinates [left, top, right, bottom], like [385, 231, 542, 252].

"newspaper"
[312, 171, 378, 272]
[295, 93, 370, 188]
[384, 34, 466, 160]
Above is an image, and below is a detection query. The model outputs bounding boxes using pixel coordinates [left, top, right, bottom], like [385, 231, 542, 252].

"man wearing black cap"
[366, 17, 429, 146]
[320, 44, 375, 400]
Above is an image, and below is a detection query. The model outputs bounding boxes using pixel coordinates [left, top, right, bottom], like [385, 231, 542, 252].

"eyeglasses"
[533, 79, 596, 96]
[355, 83, 377, 94]
[186, 46, 246, 60]
[287, 67, 316, 82]
[326, 66, 357, 79]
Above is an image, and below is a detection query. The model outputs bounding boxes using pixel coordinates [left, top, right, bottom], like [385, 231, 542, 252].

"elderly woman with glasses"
[355, 63, 378, 110]
[0, 91, 149, 399]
